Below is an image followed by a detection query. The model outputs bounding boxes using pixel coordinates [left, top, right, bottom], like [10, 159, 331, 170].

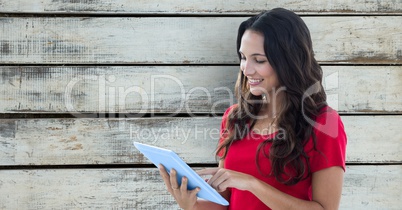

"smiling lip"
[248, 78, 264, 86]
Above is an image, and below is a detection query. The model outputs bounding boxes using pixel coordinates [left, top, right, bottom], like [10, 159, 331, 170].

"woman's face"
[239, 30, 280, 97]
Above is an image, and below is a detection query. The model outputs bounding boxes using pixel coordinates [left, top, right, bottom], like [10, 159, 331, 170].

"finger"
[190, 187, 201, 197]
[158, 164, 173, 193]
[209, 171, 229, 192]
[207, 168, 228, 189]
[212, 177, 228, 192]
[158, 164, 168, 178]
[170, 168, 180, 190]
[215, 179, 230, 192]
[196, 168, 219, 176]
[180, 176, 188, 193]
[206, 168, 224, 185]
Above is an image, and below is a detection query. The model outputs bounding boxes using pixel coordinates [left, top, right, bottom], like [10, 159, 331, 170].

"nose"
[241, 60, 255, 76]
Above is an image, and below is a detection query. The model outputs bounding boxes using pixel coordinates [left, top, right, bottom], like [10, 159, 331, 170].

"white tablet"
[133, 142, 229, 206]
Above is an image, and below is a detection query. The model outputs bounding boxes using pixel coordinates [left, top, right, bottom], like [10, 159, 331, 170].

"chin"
[249, 90, 264, 97]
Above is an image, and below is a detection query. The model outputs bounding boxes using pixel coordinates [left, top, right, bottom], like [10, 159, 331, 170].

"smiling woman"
[159, 8, 347, 210]
[239, 30, 280, 98]
[0, 1, 401, 209]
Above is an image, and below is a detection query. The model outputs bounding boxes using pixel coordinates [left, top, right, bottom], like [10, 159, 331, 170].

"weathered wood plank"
[323, 66, 402, 113]
[0, 66, 400, 114]
[343, 115, 402, 164]
[0, 168, 175, 209]
[0, 115, 400, 165]
[0, 17, 400, 64]
[0, 0, 401, 14]
[0, 66, 237, 114]
[0, 117, 222, 165]
[0, 166, 400, 209]
[341, 165, 402, 209]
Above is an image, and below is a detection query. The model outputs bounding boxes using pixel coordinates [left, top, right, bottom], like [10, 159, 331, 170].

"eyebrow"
[238, 51, 266, 56]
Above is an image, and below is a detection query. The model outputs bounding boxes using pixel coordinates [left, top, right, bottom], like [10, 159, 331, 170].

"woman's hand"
[158, 164, 200, 210]
[197, 168, 255, 192]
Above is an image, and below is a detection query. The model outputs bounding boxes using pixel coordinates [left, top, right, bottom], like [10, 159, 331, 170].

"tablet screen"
[134, 142, 229, 206]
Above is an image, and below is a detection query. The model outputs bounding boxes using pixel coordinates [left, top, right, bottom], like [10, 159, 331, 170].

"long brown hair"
[216, 8, 327, 185]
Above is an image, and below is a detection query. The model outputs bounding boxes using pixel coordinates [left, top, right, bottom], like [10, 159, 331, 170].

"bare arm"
[250, 166, 344, 210]
[199, 166, 344, 210]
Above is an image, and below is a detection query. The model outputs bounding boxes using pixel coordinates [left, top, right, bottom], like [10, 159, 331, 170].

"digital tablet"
[133, 142, 229, 206]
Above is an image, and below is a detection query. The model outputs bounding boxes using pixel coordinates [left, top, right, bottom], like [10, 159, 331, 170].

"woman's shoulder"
[307, 106, 347, 172]
[313, 105, 345, 139]
[314, 105, 341, 122]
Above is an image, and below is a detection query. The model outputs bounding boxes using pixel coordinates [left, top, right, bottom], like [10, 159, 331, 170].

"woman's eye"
[256, 60, 266, 64]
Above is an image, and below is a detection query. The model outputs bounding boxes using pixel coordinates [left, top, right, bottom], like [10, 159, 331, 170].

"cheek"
[260, 66, 280, 87]
[258, 65, 276, 77]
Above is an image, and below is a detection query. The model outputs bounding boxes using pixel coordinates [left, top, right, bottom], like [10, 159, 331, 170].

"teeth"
[249, 79, 263, 83]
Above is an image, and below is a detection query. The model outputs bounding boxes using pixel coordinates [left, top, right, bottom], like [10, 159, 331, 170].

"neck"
[260, 90, 284, 118]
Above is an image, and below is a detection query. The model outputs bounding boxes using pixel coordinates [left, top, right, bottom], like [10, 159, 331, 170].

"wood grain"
[0, 166, 400, 209]
[323, 66, 402, 113]
[0, 66, 400, 114]
[0, 66, 237, 114]
[0, 0, 401, 14]
[0, 17, 401, 64]
[0, 117, 222, 165]
[343, 115, 402, 164]
[342, 165, 402, 210]
[0, 115, 400, 166]
[0, 1, 400, 210]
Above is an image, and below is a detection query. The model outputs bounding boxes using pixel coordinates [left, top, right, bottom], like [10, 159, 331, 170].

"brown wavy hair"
[216, 8, 327, 185]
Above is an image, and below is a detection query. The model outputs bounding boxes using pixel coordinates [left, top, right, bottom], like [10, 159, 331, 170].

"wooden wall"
[0, 0, 401, 209]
